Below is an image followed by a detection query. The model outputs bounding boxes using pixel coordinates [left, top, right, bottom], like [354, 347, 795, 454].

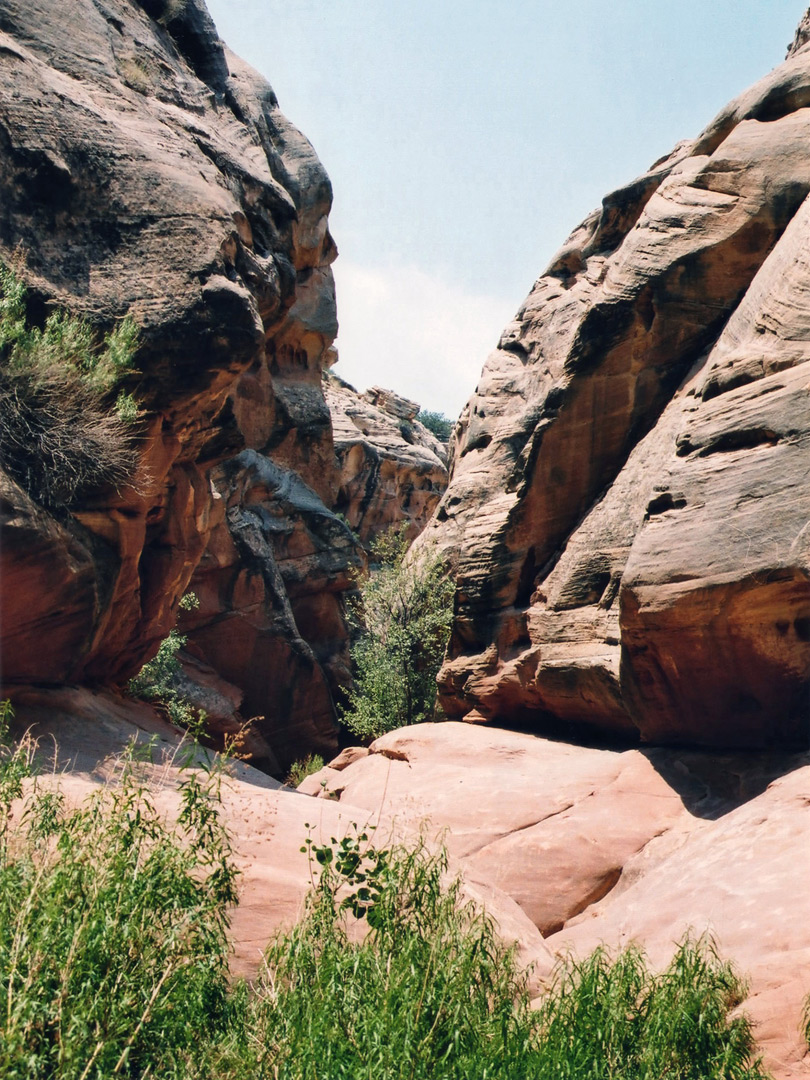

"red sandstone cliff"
[0, 0, 360, 769]
[419, 24, 810, 750]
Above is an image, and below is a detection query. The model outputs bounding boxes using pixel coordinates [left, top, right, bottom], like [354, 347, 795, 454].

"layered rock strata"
[0, 0, 358, 767]
[420, 26, 810, 748]
[325, 374, 448, 547]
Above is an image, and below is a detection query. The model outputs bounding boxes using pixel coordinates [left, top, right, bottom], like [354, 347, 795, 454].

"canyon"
[0, 1, 809, 1075]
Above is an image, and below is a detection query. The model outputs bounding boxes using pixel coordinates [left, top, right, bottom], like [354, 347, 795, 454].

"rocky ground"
[300, 723, 810, 1078]
[9, 691, 809, 1078]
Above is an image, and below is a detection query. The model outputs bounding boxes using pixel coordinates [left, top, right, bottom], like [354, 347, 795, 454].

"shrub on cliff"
[417, 408, 454, 442]
[0, 262, 140, 508]
[128, 593, 202, 731]
[340, 526, 455, 739]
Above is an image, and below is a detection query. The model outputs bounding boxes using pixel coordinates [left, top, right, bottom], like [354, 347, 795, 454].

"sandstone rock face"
[7, 690, 553, 988]
[325, 374, 448, 547]
[0, 0, 358, 767]
[182, 449, 361, 771]
[419, 34, 810, 748]
[303, 722, 810, 1078]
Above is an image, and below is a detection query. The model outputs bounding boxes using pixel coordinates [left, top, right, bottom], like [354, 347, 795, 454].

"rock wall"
[420, 24, 810, 749]
[325, 374, 448, 548]
[0, 0, 359, 768]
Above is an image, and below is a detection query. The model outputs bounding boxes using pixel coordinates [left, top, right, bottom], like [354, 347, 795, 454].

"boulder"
[550, 762, 810, 1079]
[6, 688, 554, 987]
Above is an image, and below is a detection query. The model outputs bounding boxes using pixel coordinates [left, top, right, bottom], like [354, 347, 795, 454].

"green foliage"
[0, 262, 141, 508]
[0, 702, 34, 832]
[417, 408, 454, 442]
[285, 754, 325, 787]
[0, 743, 239, 1080]
[115, 390, 139, 423]
[258, 829, 537, 1080]
[0, 267, 138, 392]
[255, 833, 768, 1080]
[340, 526, 455, 740]
[0, 720, 770, 1080]
[534, 938, 767, 1079]
[128, 627, 185, 700]
[128, 593, 203, 731]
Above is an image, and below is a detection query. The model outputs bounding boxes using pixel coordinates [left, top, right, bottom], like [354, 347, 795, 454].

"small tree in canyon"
[341, 526, 455, 740]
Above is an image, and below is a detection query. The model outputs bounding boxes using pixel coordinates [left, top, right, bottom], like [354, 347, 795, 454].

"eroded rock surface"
[419, 33, 810, 748]
[303, 722, 810, 1078]
[326, 374, 448, 547]
[0, 0, 358, 767]
[7, 690, 553, 987]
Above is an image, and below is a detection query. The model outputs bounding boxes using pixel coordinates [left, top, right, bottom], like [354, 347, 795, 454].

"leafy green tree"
[417, 408, 454, 442]
[128, 593, 203, 731]
[341, 527, 455, 739]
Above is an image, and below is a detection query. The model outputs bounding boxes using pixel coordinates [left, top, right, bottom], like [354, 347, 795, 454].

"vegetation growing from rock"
[417, 408, 454, 442]
[340, 526, 455, 739]
[128, 593, 202, 730]
[285, 754, 325, 787]
[0, 262, 140, 509]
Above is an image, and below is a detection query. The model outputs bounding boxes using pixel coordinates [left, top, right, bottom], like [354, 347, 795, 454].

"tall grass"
[0, 706, 772, 1078]
[254, 830, 769, 1080]
[256, 829, 539, 1079]
[534, 939, 767, 1080]
[0, 711, 238, 1079]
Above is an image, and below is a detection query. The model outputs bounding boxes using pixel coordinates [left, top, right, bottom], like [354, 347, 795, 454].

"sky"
[205, 0, 806, 418]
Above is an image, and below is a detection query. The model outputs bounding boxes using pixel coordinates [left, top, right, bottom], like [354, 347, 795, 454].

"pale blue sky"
[206, 1, 806, 416]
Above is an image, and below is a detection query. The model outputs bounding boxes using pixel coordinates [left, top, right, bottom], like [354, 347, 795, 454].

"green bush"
[417, 408, 454, 442]
[0, 726, 238, 1080]
[128, 593, 202, 731]
[340, 526, 455, 740]
[256, 832, 768, 1080]
[256, 829, 538, 1080]
[534, 938, 767, 1080]
[285, 754, 325, 787]
[0, 262, 140, 508]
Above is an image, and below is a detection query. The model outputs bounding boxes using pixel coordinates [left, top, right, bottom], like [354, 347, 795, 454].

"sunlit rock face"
[0, 0, 358, 767]
[418, 23, 810, 749]
[302, 723, 810, 1079]
[325, 375, 449, 549]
